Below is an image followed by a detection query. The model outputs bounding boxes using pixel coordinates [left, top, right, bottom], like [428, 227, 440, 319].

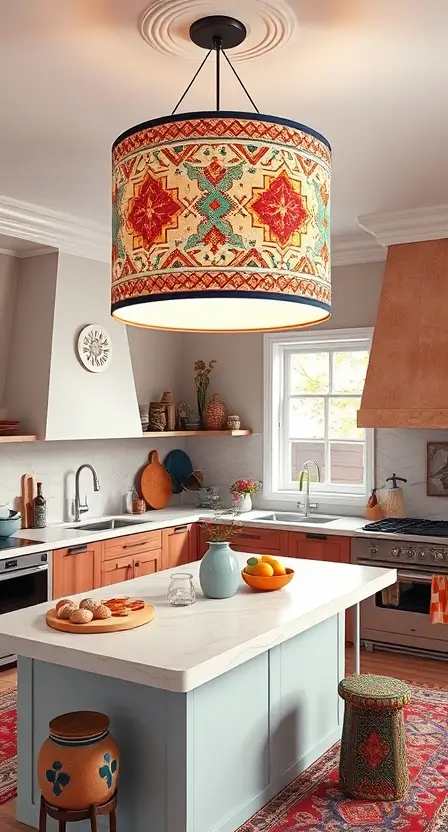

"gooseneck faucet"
[74, 464, 100, 522]
[297, 460, 321, 516]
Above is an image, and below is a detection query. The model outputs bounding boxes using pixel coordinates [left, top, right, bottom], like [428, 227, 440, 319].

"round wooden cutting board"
[46, 604, 155, 634]
[140, 450, 172, 509]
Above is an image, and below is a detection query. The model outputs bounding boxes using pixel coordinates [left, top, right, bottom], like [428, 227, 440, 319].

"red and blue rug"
[0, 688, 16, 804]
[238, 683, 448, 831]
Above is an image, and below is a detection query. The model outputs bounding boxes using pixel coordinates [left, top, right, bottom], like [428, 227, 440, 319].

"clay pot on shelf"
[203, 394, 227, 430]
[37, 711, 119, 811]
[227, 415, 241, 430]
[161, 392, 176, 432]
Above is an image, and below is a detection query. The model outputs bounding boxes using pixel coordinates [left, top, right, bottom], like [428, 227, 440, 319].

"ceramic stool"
[338, 674, 411, 800]
[38, 791, 117, 831]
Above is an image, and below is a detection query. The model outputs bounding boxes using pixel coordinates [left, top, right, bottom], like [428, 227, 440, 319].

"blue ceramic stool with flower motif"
[37, 710, 119, 829]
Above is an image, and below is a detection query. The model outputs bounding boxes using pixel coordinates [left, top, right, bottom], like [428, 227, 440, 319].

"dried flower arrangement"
[194, 360, 217, 426]
[200, 503, 242, 542]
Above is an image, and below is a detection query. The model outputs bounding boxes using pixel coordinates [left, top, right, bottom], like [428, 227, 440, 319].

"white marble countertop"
[0, 554, 396, 692]
[3, 507, 448, 562]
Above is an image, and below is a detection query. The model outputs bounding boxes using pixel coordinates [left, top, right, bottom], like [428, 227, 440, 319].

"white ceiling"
[1, 0, 447, 238]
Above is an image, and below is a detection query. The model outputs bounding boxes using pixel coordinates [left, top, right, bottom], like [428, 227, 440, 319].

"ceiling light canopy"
[111, 15, 331, 332]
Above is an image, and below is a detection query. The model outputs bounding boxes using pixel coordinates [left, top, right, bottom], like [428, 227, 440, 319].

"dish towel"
[430, 575, 448, 624]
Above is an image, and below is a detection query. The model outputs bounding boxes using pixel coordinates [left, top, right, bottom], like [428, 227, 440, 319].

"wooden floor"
[0, 649, 447, 830]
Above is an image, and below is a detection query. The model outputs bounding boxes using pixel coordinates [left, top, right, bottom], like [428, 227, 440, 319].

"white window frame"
[263, 327, 374, 509]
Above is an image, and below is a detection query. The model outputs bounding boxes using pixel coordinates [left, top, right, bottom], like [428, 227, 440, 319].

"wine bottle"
[33, 482, 47, 528]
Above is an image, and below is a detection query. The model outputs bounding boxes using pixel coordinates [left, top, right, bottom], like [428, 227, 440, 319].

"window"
[264, 328, 374, 508]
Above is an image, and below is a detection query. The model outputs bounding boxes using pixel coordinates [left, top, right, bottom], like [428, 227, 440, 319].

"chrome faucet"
[297, 460, 320, 516]
[74, 464, 100, 522]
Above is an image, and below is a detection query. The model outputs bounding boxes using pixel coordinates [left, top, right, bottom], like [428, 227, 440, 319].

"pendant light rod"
[213, 36, 222, 111]
[221, 49, 260, 114]
[171, 49, 212, 116]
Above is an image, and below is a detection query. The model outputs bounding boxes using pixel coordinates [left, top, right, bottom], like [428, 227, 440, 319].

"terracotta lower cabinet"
[197, 524, 287, 559]
[52, 543, 102, 599]
[162, 524, 196, 570]
[287, 531, 353, 644]
[101, 550, 163, 586]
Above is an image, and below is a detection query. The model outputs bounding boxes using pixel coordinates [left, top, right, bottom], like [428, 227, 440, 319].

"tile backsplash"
[0, 438, 184, 522]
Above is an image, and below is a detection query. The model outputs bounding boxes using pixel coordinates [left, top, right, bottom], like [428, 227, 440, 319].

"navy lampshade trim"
[111, 290, 331, 315]
[112, 110, 331, 152]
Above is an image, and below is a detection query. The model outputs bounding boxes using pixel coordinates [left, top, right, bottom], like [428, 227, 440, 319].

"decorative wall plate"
[77, 325, 112, 373]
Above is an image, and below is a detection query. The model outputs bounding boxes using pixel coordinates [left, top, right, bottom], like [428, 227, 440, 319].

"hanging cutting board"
[140, 451, 172, 509]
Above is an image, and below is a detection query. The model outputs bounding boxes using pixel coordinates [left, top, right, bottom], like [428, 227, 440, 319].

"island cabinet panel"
[52, 543, 101, 599]
[162, 524, 195, 570]
[102, 529, 162, 561]
[197, 525, 287, 560]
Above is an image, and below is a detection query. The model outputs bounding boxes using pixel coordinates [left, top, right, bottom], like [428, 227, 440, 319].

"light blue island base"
[17, 614, 345, 832]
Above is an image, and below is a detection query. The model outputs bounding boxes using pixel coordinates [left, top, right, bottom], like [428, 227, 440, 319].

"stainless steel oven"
[0, 549, 50, 667]
[352, 537, 448, 658]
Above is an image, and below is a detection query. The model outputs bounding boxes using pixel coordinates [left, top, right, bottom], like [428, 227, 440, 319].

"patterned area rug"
[238, 683, 448, 832]
[0, 688, 17, 804]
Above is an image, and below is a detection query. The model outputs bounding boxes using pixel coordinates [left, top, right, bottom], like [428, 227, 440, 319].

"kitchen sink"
[261, 513, 337, 525]
[67, 518, 153, 532]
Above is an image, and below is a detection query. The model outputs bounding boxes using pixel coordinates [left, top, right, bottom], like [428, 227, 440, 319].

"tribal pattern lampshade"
[112, 111, 331, 332]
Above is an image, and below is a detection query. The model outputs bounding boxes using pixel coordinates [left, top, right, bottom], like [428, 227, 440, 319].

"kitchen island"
[0, 554, 395, 832]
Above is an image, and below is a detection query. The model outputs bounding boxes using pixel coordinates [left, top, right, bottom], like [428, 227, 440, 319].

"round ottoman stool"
[338, 674, 411, 801]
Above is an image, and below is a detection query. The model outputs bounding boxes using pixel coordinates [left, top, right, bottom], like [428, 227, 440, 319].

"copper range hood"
[358, 238, 448, 428]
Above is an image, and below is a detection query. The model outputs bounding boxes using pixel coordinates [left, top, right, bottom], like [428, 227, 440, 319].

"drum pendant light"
[111, 15, 331, 332]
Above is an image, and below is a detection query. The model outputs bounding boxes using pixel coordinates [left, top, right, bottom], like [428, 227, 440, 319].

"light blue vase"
[199, 541, 240, 599]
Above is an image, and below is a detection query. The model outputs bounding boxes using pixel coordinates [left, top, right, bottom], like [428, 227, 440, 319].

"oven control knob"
[418, 549, 428, 559]
[369, 544, 379, 555]
[435, 552, 445, 561]
[391, 547, 401, 558]
[405, 547, 415, 558]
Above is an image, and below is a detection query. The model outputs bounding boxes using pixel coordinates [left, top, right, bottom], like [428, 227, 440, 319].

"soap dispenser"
[383, 473, 407, 518]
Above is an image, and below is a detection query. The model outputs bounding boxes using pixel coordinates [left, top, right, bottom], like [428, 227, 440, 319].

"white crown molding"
[0, 195, 110, 263]
[358, 204, 448, 247]
[331, 233, 385, 267]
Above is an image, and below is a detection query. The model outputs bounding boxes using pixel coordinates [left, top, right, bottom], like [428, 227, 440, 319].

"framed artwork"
[427, 442, 448, 496]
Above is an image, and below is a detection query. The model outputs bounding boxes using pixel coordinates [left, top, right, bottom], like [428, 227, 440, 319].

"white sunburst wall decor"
[77, 324, 113, 373]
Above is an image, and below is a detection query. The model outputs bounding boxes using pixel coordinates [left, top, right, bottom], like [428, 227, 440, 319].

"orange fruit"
[261, 555, 286, 576]
[254, 562, 274, 577]
[244, 565, 257, 575]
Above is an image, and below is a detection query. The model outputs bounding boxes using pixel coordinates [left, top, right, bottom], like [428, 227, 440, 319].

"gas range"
[363, 517, 448, 538]
[0, 537, 40, 551]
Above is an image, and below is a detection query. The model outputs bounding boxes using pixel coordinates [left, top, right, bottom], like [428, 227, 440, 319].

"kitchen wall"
[0, 253, 19, 414]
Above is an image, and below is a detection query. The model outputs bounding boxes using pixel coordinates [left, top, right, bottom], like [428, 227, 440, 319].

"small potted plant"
[199, 505, 242, 599]
[229, 479, 262, 513]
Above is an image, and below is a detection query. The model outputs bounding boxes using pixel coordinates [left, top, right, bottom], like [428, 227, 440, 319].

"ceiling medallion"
[139, 0, 295, 62]
[77, 325, 112, 373]
[112, 15, 331, 333]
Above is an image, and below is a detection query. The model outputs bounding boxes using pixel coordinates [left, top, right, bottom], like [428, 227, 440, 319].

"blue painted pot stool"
[38, 791, 117, 831]
[338, 674, 411, 801]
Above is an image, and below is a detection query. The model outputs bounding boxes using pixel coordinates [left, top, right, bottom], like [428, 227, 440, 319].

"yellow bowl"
[241, 567, 295, 592]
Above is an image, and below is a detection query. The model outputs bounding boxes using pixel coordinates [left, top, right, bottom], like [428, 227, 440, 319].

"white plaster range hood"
[4, 251, 141, 440]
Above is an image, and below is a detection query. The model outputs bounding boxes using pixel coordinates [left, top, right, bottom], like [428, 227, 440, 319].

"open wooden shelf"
[0, 434, 37, 443]
[142, 429, 252, 438]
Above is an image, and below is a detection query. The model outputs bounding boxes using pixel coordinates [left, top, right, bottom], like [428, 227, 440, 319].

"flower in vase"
[230, 479, 262, 497]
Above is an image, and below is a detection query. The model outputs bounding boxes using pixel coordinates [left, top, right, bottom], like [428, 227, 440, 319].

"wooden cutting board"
[21, 473, 36, 528]
[140, 450, 172, 509]
[46, 604, 155, 634]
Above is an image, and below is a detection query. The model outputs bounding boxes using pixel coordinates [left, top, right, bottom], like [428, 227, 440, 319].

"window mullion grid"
[282, 351, 291, 488]
[324, 350, 333, 486]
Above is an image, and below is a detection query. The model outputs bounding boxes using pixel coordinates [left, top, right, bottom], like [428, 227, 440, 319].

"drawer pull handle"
[173, 526, 188, 533]
[66, 544, 88, 555]
[123, 541, 148, 549]
[306, 533, 328, 541]
[240, 534, 261, 540]
[134, 560, 140, 567]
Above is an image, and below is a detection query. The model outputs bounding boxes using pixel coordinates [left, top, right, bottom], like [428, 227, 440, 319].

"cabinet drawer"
[230, 528, 284, 552]
[100, 555, 133, 586]
[103, 530, 162, 559]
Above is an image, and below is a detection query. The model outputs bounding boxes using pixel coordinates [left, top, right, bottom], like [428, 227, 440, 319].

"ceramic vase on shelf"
[149, 402, 166, 431]
[227, 415, 241, 430]
[199, 541, 240, 599]
[235, 493, 252, 513]
[203, 393, 227, 430]
[161, 392, 176, 432]
[37, 711, 119, 811]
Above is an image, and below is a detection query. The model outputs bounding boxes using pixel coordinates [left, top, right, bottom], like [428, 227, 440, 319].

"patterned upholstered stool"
[338, 674, 411, 801]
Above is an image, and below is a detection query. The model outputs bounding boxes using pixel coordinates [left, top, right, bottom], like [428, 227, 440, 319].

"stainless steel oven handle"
[0, 564, 48, 582]
[397, 571, 434, 584]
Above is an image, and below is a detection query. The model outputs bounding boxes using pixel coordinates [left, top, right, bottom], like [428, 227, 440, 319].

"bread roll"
[56, 598, 73, 613]
[79, 598, 100, 612]
[57, 603, 77, 620]
[69, 608, 94, 625]
[92, 604, 112, 620]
